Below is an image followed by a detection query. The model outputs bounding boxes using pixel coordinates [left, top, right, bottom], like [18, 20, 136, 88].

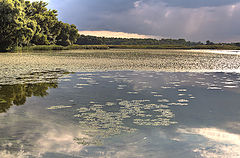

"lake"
[0, 49, 240, 158]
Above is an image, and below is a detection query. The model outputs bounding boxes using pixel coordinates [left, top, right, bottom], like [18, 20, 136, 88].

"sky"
[39, 0, 240, 42]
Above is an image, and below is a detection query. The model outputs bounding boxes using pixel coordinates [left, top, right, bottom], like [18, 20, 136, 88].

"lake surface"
[0, 50, 240, 158]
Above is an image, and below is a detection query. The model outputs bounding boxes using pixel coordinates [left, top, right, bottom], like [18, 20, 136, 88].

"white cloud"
[134, 0, 143, 8]
[78, 30, 161, 39]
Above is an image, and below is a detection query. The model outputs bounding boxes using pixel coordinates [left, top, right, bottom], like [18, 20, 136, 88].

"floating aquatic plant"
[47, 105, 72, 110]
[158, 99, 170, 103]
[178, 89, 187, 92]
[178, 99, 189, 103]
[74, 98, 177, 145]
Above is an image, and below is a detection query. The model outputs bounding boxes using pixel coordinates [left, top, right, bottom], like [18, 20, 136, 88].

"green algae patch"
[73, 99, 177, 145]
[47, 105, 72, 110]
[2, 49, 240, 85]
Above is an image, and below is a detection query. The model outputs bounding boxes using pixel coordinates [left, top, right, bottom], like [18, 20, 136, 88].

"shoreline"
[1, 44, 239, 53]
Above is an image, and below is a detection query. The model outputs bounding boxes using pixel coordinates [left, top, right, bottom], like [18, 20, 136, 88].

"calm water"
[1, 70, 240, 158]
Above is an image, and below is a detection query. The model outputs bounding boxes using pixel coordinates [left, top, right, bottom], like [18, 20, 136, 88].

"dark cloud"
[49, 0, 135, 29]
[48, 0, 240, 42]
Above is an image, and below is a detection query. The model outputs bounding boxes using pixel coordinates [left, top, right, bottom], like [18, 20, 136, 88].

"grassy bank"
[108, 45, 189, 49]
[11, 44, 240, 52]
[16, 45, 109, 51]
[190, 44, 240, 50]
[108, 44, 240, 50]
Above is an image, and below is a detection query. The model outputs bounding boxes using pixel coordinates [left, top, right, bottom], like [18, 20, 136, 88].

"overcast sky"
[43, 0, 240, 42]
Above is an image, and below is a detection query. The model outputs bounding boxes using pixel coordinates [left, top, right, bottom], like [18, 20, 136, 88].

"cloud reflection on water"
[1, 71, 240, 157]
[177, 127, 240, 157]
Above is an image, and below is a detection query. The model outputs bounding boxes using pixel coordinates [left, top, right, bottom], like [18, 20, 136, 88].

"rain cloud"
[47, 0, 240, 42]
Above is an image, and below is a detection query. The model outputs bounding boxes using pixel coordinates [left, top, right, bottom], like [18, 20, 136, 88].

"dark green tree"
[77, 35, 104, 45]
[206, 40, 214, 45]
[24, 0, 79, 46]
[0, 0, 36, 51]
[25, 1, 61, 45]
[56, 22, 79, 46]
[0, 0, 80, 51]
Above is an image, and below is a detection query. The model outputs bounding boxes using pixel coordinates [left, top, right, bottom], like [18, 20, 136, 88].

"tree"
[24, 1, 79, 46]
[56, 22, 79, 46]
[69, 24, 80, 45]
[0, 0, 36, 51]
[0, 0, 79, 51]
[25, 1, 61, 45]
[206, 40, 214, 45]
[76, 35, 104, 45]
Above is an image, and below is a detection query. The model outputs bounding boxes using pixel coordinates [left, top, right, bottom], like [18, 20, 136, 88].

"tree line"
[76, 35, 203, 46]
[0, 0, 79, 51]
[76, 35, 240, 49]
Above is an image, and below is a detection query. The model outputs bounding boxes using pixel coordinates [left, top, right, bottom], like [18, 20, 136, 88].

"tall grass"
[108, 45, 240, 50]
[108, 45, 189, 49]
[191, 45, 240, 50]
[13, 44, 240, 52]
[16, 45, 109, 51]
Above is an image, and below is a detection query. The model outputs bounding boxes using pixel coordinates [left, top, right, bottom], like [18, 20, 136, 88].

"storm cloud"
[47, 0, 240, 42]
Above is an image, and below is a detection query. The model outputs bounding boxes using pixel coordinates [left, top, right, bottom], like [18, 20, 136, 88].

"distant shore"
[108, 45, 240, 50]
[11, 44, 240, 52]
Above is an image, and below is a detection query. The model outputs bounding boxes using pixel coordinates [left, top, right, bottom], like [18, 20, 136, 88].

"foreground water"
[1, 50, 240, 158]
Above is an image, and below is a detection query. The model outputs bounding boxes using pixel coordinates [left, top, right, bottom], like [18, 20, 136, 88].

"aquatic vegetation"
[133, 118, 176, 126]
[224, 85, 238, 88]
[2, 65, 240, 157]
[161, 86, 172, 89]
[178, 89, 187, 92]
[2, 49, 240, 85]
[168, 103, 188, 106]
[77, 107, 90, 113]
[158, 99, 170, 103]
[154, 94, 163, 97]
[178, 94, 186, 96]
[100, 76, 113, 79]
[76, 84, 90, 86]
[75, 86, 84, 89]
[47, 105, 72, 110]
[73, 98, 177, 145]
[63, 71, 240, 147]
[78, 77, 92, 80]
[118, 85, 127, 87]
[207, 87, 222, 90]
[61, 79, 71, 82]
[178, 99, 189, 103]
[105, 102, 115, 106]
[127, 92, 139, 94]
